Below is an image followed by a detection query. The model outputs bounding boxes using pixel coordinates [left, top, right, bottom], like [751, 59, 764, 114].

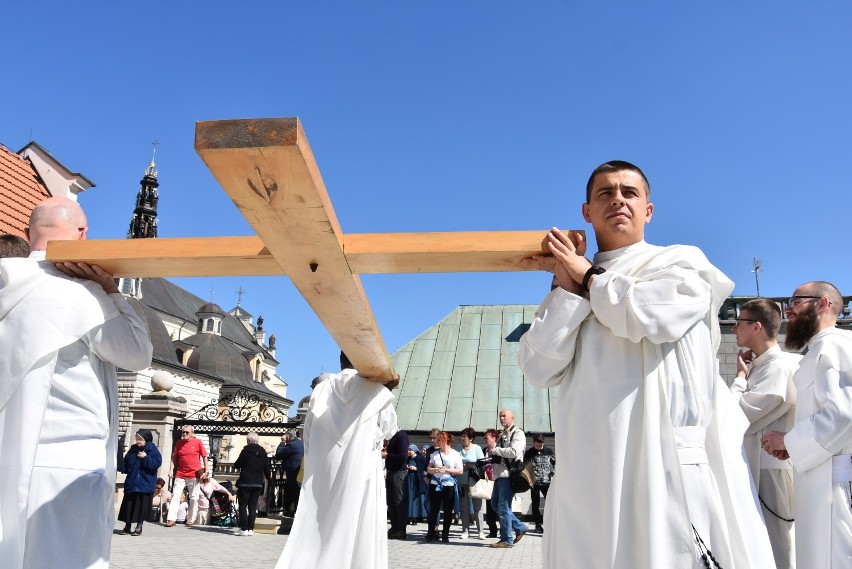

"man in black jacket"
[523, 434, 555, 533]
[233, 431, 271, 536]
[276, 430, 304, 516]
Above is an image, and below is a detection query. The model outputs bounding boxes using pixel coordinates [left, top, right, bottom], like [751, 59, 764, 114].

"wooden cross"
[47, 118, 570, 382]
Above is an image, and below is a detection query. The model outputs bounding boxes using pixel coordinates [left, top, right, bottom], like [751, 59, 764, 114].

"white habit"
[730, 344, 800, 569]
[0, 255, 153, 569]
[519, 241, 774, 569]
[275, 368, 398, 569]
[783, 327, 852, 568]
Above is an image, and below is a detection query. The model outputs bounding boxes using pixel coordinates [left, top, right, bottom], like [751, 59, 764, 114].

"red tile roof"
[0, 144, 50, 238]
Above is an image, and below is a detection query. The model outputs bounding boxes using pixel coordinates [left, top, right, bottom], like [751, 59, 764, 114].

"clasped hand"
[522, 228, 592, 295]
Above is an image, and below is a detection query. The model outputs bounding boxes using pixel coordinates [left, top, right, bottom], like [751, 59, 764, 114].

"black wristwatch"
[582, 265, 606, 292]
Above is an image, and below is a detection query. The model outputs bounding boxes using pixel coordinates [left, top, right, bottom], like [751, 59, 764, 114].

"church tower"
[128, 144, 159, 239]
[120, 143, 160, 298]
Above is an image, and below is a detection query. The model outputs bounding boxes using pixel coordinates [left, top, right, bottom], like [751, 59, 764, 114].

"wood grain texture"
[195, 117, 394, 381]
[45, 237, 279, 277]
[45, 230, 571, 277]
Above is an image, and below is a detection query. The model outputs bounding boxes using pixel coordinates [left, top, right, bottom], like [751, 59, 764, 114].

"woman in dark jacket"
[233, 431, 271, 536]
[118, 429, 163, 535]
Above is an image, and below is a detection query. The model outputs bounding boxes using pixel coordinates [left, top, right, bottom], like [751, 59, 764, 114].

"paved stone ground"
[110, 519, 544, 569]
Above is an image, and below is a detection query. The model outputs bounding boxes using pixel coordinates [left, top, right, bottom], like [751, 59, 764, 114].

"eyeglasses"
[181, 431, 191, 435]
[787, 296, 822, 308]
[733, 319, 758, 326]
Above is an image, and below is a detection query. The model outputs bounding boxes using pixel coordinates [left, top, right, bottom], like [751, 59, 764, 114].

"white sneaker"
[232, 528, 242, 535]
[460, 531, 469, 540]
[478, 531, 485, 540]
[247, 530, 253, 536]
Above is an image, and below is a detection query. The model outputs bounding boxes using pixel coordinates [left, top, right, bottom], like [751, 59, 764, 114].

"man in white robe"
[730, 297, 800, 569]
[519, 161, 773, 569]
[275, 353, 398, 569]
[0, 197, 153, 569]
[763, 281, 852, 568]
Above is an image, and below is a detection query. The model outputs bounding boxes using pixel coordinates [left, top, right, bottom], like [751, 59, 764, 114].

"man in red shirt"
[166, 425, 208, 526]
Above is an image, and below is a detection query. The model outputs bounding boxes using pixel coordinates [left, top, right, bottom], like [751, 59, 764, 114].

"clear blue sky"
[3, 2, 851, 406]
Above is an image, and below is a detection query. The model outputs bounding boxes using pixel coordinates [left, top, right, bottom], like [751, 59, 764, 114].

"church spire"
[127, 141, 160, 239]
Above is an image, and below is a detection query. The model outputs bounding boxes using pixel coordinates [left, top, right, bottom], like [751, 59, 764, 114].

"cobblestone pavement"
[110, 520, 543, 569]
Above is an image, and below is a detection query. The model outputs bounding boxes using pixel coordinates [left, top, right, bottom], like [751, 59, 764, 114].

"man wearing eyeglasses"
[166, 425, 208, 527]
[762, 282, 852, 568]
[730, 298, 801, 569]
[0, 197, 153, 568]
[519, 161, 772, 569]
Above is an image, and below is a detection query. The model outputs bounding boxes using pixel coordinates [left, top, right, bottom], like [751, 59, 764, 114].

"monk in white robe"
[729, 298, 800, 569]
[763, 281, 852, 568]
[276, 361, 398, 569]
[519, 161, 773, 569]
[0, 197, 153, 569]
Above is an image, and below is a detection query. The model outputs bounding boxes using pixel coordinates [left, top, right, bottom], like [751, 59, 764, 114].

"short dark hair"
[740, 298, 783, 339]
[156, 477, 166, 487]
[533, 434, 545, 443]
[0, 234, 30, 258]
[806, 281, 844, 318]
[460, 427, 477, 441]
[585, 160, 651, 203]
[484, 428, 499, 440]
[340, 351, 353, 370]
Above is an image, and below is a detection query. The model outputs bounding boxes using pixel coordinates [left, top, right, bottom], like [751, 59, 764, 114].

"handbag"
[509, 460, 536, 493]
[469, 478, 494, 499]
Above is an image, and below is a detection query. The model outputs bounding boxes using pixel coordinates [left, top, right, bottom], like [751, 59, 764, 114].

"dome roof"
[125, 298, 178, 364]
[183, 332, 254, 384]
[196, 302, 224, 315]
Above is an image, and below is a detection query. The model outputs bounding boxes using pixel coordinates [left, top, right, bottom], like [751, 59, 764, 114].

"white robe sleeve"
[377, 402, 398, 440]
[85, 293, 153, 371]
[786, 353, 852, 472]
[588, 265, 712, 344]
[518, 288, 591, 388]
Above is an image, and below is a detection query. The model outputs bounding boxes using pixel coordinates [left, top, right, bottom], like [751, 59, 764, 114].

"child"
[176, 491, 189, 524]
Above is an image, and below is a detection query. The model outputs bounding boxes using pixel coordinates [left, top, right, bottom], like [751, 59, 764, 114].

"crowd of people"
[3, 157, 852, 569]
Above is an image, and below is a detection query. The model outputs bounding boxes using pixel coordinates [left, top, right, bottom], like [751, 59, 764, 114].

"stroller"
[209, 480, 239, 528]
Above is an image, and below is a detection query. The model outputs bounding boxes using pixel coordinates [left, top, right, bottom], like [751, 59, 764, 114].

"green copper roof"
[391, 305, 557, 434]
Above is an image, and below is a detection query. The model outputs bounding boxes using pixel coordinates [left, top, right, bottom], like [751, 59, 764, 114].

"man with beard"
[763, 281, 852, 568]
[730, 298, 800, 569]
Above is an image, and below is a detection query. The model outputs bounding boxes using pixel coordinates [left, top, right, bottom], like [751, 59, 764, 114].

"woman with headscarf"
[405, 444, 428, 525]
[118, 429, 163, 535]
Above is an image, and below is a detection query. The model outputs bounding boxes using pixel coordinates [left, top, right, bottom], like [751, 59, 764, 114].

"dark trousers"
[530, 483, 549, 525]
[485, 498, 498, 533]
[237, 486, 262, 531]
[427, 484, 455, 538]
[284, 467, 301, 513]
[386, 470, 408, 533]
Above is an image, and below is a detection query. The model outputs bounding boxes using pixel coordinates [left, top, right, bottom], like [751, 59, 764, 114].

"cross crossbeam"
[46, 117, 570, 382]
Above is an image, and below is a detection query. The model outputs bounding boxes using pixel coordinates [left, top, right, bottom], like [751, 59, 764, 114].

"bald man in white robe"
[0, 197, 153, 569]
[763, 281, 852, 568]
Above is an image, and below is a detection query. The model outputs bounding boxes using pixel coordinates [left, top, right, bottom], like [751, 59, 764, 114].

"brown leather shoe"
[490, 541, 512, 548]
[165, 521, 176, 527]
[185, 522, 194, 527]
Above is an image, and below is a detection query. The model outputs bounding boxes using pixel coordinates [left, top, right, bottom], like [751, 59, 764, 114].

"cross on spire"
[236, 286, 246, 307]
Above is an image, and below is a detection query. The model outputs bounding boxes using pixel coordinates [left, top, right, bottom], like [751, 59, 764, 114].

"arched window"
[206, 319, 214, 332]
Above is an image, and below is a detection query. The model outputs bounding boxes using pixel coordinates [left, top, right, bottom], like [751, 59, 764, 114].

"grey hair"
[247, 431, 259, 444]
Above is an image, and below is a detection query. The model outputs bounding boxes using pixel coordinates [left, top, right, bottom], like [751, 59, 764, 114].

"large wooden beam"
[194, 117, 396, 381]
[45, 230, 562, 277]
[46, 236, 281, 277]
